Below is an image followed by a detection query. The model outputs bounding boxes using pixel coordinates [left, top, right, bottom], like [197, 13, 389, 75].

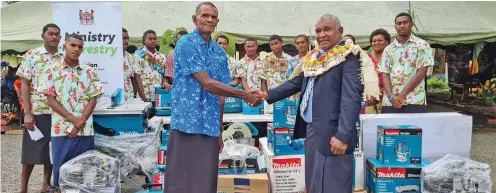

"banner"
[52, 2, 123, 104]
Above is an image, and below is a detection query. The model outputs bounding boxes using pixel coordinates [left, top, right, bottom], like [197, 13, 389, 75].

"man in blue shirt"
[164, 2, 260, 193]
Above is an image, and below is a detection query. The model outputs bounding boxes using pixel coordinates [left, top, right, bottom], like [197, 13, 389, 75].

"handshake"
[242, 89, 268, 107]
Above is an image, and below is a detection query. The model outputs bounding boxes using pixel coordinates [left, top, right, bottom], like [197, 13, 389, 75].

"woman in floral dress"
[361, 29, 391, 114]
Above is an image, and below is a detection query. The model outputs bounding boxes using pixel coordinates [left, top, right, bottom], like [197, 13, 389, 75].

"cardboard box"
[360, 113, 472, 162]
[264, 101, 273, 114]
[155, 88, 172, 116]
[225, 85, 243, 113]
[157, 145, 166, 170]
[354, 150, 365, 190]
[217, 173, 269, 193]
[267, 124, 304, 156]
[376, 125, 422, 165]
[365, 157, 429, 193]
[218, 157, 260, 175]
[261, 138, 305, 193]
[242, 102, 264, 115]
[273, 99, 297, 128]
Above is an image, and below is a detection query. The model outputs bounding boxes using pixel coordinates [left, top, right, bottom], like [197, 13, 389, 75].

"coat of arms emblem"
[79, 9, 95, 25]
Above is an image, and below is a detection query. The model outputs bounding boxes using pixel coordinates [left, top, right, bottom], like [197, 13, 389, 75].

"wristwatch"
[388, 95, 395, 102]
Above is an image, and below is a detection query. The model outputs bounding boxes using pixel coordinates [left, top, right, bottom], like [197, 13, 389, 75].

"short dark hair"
[395, 12, 413, 23]
[42, 23, 60, 34]
[369, 29, 391, 44]
[295, 34, 309, 43]
[269, 34, 283, 43]
[244, 37, 258, 45]
[177, 30, 188, 38]
[122, 28, 128, 33]
[343, 34, 355, 43]
[195, 2, 217, 15]
[215, 34, 229, 44]
[142, 30, 156, 43]
[65, 33, 83, 42]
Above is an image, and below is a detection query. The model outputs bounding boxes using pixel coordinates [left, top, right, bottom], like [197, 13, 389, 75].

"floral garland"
[136, 47, 166, 76]
[262, 52, 289, 72]
[289, 39, 381, 101]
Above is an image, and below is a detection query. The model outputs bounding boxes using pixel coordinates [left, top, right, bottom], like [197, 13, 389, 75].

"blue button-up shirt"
[170, 29, 232, 137]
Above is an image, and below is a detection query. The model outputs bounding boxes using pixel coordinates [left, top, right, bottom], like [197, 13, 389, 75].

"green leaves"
[159, 29, 176, 56]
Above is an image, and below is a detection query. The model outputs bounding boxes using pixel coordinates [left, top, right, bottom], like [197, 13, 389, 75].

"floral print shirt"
[123, 51, 136, 101]
[16, 46, 64, 114]
[378, 34, 434, 106]
[171, 29, 231, 137]
[287, 54, 303, 78]
[134, 47, 166, 101]
[238, 55, 265, 89]
[37, 61, 104, 137]
[228, 55, 242, 79]
[264, 52, 292, 89]
[165, 51, 175, 78]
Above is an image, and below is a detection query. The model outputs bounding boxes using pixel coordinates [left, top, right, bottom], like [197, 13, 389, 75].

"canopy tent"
[2, 1, 496, 52]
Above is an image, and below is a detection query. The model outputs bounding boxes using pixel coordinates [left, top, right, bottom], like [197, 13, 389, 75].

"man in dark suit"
[252, 14, 374, 193]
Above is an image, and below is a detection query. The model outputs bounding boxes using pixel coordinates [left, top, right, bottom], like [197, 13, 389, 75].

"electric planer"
[93, 88, 153, 136]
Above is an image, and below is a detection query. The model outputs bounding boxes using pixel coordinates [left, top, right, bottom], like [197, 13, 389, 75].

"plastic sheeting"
[219, 140, 261, 173]
[95, 118, 163, 179]
[59, 150, 120, 193]
[421, 154, 492, 193]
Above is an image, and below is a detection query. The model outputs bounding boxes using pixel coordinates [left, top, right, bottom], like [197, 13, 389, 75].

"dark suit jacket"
[267, 54, 363, 156]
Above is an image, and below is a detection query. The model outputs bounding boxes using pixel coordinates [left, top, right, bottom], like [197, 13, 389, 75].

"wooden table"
[448, 83, 479, 101]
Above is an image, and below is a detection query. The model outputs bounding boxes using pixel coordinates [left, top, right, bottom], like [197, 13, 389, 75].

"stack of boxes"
[267, 98, 301, 156]
[365, 125, 429, 193]
[149, 128, 170, 191]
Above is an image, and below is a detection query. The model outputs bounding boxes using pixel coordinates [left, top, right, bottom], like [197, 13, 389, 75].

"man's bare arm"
[381, 73, 393, 98]
[262, 79, 268, 92]
[193, 72, 249, 99]
[20, 78, 32, 114]
[241, 77, 249, 91]
[47, 95, 76, 121]
[399, 67, 428, 97]
[81, 97, 97, 121]
[134, 73, 149, 101]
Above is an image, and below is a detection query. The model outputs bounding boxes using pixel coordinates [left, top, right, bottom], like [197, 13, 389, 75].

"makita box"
[273, 98, 298, 128]
[155, 88, 172, 116]
[224, 85, 243, 113]
[157, 145, 167, 170]
[151, 168, 165, 190]
[365, 157, 429, 193]
[242, 102, 264, 115]
[161, 129, 170, 146]
[267, 123, 304, 156]
[376, 125, 422, 165]
[218, 157, 260, 175]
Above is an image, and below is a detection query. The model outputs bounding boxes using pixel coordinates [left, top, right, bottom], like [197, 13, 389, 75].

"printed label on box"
[365, 158, 428, 193]
[267, 126, 304, 156]
[273, 99, 297, 128]
[376, 125, 422, 165]
[270, 157, 305, 193]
